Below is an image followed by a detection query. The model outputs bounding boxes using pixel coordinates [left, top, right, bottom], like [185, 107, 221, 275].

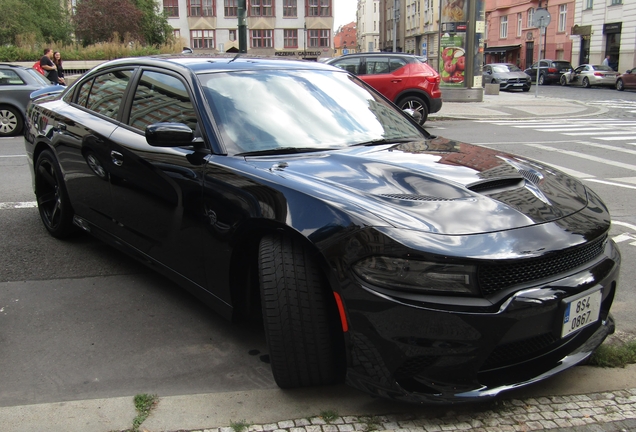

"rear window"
[551, 62, 572, 69]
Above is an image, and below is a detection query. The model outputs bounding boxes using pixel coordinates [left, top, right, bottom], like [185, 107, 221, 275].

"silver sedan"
[560, 64, 618, 88]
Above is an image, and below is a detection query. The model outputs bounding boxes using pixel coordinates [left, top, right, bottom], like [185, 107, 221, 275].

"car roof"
[90, 55, 340, 74]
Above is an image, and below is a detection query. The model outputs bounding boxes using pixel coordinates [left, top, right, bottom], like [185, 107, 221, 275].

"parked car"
[483, 63, 531, 91]
[326, 53, 442, 124]
[616, 68, 636, 91]
[25, 55, 619, 403]
[560, 64, 618, 88]
[524, 59, 573, 85]
[0, 63, 60, 137]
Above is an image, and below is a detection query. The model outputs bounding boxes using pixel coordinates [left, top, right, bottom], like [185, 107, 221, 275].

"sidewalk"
[2, 364, 636, 432]
[429, 90, 608, 120]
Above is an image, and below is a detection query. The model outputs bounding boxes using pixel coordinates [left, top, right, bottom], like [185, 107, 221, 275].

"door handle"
[110, 151, 124, 167]
[391, 79, 402, 83]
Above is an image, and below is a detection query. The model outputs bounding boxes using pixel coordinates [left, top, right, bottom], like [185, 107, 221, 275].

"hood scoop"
[467, 176, 525, 194]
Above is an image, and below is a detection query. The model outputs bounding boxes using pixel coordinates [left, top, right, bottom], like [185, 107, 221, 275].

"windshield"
[492, 65, 521, 73]
[199, 69, 424, 155]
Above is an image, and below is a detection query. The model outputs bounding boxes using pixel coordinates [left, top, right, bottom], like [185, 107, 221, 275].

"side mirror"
[146, 122, 194, 147]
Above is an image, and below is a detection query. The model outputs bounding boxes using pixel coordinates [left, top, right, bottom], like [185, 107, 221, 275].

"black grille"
[478, 235, 607, 296]
[380, 194, 453, 202]
[394, 356, 438, 378]
[467, 177, 524, 193]
[481, 333, 556, 370]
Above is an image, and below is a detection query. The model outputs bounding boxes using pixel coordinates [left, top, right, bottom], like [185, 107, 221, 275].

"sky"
[334, 0, 358, 30]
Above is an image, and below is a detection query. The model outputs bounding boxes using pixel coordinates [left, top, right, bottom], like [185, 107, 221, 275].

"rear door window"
[72, 70, 135, 120]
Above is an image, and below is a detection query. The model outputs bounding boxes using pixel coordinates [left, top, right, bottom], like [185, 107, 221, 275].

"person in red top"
[40, 48, 59, 85]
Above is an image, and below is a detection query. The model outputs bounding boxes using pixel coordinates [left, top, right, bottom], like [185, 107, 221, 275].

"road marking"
[598, 136, 636, 141]
[613, 220, 636, 232]
[574, 141, 636, 156]
[584, 179, 636, 190]
[0, 155, 26, 158]
[0, 202, 37, 209]
[564, 131, 636, 136]
[528, 143, 636, 171]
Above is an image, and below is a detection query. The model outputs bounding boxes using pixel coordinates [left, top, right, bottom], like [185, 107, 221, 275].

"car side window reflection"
[389, 58, 407, 72]
[78, 70, 134, 120]
[128, 71, 197, 132]
[0, 70, 25, 85]
[366, 58, 391, 75]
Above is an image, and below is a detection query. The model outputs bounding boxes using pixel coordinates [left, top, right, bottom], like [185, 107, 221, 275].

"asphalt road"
[1, 84, 635, 409]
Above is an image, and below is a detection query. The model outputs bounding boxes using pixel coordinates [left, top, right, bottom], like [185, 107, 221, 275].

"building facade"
[484, 0, 575, 69]
[334, 22, 357, 56]
[571, 0, 635, 71]
[356, 0, 380, 52]
[158, 0, 334, 60]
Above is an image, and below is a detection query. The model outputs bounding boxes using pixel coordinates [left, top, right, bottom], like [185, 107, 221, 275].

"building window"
[308, 29, 330, 47]
[585, 0, 593, 9]
[224, 0, 237, 16]
[500, 15, 508, 38]
[203, 0, 214, 16]
[527, 8, 534, 28]
[283, 0, 297, 17]
[163, 0, 179, 17]
[229, 29, 236, 41]
[190, 0, 214, 16]
[558, 5, 567, 32]
[517, 13, 522, 37]
[284, 29, 298, 47]
[251, 0, 273, 16]
[173, 29, 181, 39]
[251, 29, 273, 47]
[307, 0, 331, 17]
[191, 30, 215, 49]
[610, 0, 621, 4]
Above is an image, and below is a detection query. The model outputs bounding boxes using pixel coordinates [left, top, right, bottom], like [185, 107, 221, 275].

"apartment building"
[158, 0, 334, 60]
[357, 0, 380, 52]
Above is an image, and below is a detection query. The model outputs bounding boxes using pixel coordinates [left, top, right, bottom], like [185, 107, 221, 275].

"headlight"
[353, 257, 478, 295]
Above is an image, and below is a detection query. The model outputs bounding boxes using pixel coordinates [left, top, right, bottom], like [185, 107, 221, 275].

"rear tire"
[538, 73, 545, 85]
[398, 96, 429, 124]
[0, 105, 23, 137]
[617, 79, 624, 91]
[35, 150, 76, 238]
[583, 77, 591, 88]
[560, 75, 567, 86]
[258, 234, 341, 388]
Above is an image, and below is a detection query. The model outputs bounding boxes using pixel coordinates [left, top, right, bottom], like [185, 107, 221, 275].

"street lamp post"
[238, 0, 247, 53]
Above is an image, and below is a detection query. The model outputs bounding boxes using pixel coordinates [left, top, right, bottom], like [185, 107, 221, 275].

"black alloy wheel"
[398, 96, 429, 124]
[258, 233, 342, 389]
[0, 105, 23, 137]
[538, 73, 545, 85]
[582, 77, 591, 88]
[35, 150, 76, 238]
[617, 79, 624, 91]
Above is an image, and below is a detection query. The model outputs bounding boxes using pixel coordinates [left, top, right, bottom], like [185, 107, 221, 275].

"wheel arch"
[395, 89, 432, 110]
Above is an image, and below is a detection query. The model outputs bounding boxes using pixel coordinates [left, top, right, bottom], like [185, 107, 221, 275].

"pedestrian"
[53, 51, 66, 86]
[602, 55, 610, 67]
[40, 48, 59, 85]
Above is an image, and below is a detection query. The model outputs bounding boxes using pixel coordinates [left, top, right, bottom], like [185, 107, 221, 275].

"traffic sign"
[533, 9, 551, 28]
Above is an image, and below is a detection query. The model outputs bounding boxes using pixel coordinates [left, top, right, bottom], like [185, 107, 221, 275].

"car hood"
[247, 137, 589, 235]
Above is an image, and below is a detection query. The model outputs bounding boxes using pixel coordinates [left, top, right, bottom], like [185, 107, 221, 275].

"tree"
[73, 0, 143, 45]
[133, 0, 173, 46]
[0, 0, 72, 45]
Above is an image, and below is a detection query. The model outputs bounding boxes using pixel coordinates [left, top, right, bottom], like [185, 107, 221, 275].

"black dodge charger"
[24, 55, 620, 403]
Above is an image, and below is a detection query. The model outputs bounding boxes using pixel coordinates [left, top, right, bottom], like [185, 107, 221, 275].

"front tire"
[617, 79, 624, 91]
[35, 150, 76, 238]
[258, 234, 342, 389]
[0, 105, 23, 137]
[398, 96, 429, 124]
[560, 75, 568, 86]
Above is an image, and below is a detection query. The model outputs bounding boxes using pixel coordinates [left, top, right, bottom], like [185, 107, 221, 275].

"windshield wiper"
[351, 138, 416, 147]
[238, 147, 327, 156]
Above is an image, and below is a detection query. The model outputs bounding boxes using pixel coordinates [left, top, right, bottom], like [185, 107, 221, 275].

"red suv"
[327, 53, 442, 123]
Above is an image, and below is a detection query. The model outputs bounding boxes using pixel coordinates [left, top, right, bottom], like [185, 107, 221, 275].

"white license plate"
[513, 83, 523, 86]
[561, 290, 602, 338]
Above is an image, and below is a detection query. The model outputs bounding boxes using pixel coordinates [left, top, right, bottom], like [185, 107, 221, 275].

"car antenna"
[229, 53, 242, 63]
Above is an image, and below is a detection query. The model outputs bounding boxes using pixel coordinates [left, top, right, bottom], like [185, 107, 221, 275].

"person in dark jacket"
[40, 48, 59, 85]
[53, 51, 65, 86]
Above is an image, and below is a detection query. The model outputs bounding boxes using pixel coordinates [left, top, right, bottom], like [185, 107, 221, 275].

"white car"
[560, 64, 618, 88]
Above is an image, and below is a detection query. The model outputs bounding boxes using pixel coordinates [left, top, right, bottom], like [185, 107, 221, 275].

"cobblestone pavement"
[181, 388, 636, 432]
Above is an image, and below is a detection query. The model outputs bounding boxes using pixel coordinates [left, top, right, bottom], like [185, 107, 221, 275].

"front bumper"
[500, 81, 531, 90]
[342, 239, 619, 404]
